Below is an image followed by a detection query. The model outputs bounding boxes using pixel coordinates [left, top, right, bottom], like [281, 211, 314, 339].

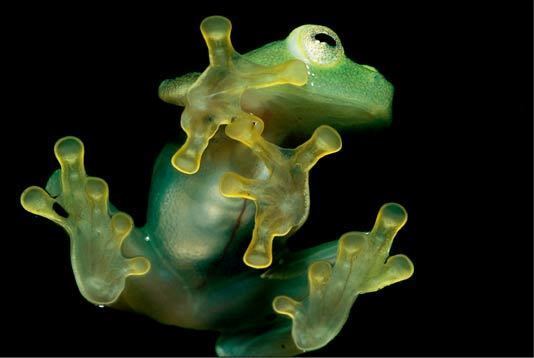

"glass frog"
[20, 16, 413, 356]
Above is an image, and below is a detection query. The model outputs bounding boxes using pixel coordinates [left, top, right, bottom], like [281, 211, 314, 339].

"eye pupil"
[314, 33, 337, 47]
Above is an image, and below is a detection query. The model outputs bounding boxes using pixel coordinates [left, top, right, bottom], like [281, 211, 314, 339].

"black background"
[7, 2, 533, 357]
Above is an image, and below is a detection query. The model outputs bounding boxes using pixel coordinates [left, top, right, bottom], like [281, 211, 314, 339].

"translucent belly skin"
[20, 16, 413, 356]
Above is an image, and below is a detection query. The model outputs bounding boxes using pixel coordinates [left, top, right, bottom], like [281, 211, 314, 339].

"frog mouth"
[241, 84, 393, 136]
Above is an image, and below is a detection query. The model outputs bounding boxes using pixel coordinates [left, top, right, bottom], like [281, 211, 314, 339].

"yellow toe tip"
[54, 136, 84, 164]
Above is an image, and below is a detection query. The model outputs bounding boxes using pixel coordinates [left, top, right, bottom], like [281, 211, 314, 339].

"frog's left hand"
[221, 119, 342, 268]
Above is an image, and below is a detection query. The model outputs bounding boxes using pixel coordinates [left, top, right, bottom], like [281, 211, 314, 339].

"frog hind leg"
[216, 319, 303, 357]
[211, 203, 413, 356]
[20, 136, 151, 306]
[270, 203, 414, 352]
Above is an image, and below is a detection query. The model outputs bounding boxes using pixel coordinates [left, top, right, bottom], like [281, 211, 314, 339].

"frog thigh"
[216, 319, 302, 357]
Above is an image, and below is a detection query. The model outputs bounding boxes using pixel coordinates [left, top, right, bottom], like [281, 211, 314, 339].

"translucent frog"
[20, 16, 413, 356]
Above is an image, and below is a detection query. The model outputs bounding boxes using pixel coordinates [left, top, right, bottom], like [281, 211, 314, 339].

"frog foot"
[159, 15, 308, 174]
[272, 203, 414, 351]
[220, 119, 342, 269]
[20, 136, 151, 305]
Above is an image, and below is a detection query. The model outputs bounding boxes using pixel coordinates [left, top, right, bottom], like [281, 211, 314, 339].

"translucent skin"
[20, 16, 412, 356]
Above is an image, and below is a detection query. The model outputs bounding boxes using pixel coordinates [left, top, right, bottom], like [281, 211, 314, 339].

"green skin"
[24, 18, 402, 356]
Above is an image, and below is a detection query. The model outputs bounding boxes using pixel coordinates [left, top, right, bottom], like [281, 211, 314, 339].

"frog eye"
[287, 25, 344, 67]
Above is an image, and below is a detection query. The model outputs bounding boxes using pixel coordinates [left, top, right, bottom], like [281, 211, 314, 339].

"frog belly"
[145, 136, 258, 287]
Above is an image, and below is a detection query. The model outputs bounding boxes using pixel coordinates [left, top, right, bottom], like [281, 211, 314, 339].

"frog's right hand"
[20, 136, 150, 305]
[159, 15, 308, 175]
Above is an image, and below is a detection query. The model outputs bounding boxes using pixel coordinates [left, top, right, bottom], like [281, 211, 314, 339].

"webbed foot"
[272, 203, 414, 351]
[20, 137, 150, 305]
[220, 121, 342, 268]
[159, 15, 308, 174]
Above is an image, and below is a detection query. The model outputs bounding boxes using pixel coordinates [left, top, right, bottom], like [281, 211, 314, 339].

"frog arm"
[157, 15, 308, 175]
[20, 137, 151, 306]
[159, 71, 200, 107]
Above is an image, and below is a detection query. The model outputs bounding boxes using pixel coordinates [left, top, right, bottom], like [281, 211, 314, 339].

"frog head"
[160, 19, 393, 135]
[241, 23, 394, 137]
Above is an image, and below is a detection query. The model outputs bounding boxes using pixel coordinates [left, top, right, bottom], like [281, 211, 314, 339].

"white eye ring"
[287, 25, 344, 67]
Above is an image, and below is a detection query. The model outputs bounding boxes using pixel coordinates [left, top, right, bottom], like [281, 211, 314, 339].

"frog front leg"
[214, 203, 413, 356]
[221, 118, 342, 268]
[20, 136, 151, 305]
[158, 15, 308, 175]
